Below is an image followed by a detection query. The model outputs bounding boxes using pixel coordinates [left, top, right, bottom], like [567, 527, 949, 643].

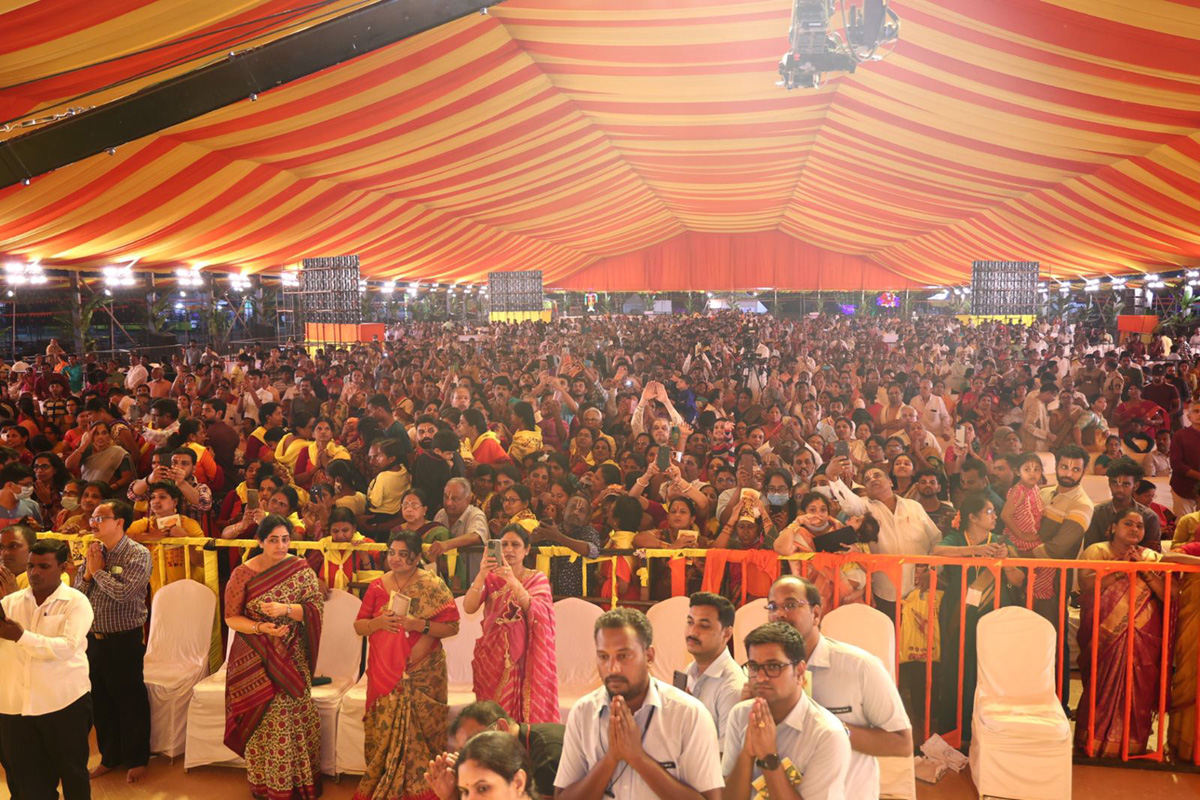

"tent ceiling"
[1, 0, 1199, 290]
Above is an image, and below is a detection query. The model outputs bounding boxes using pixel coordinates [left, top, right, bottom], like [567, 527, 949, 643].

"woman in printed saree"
[464, 523, 559, 723]
[1076, 507, 1169, 757]
[223, 514, 324, 800]
[352, 529, 460, 800]
[1167, 512, 1200, 760]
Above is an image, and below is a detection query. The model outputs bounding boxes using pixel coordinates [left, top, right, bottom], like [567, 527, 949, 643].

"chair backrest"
[315, 589, 363, 681]
[554, 597, 604, 692]
[821, 604, 897, 679]
[647, 596, 693, 682]
[145, 580, 217, 670]
[446, 594, 484, 687]
[733, 597, 769, 664]
[976, 606, 1057, 700]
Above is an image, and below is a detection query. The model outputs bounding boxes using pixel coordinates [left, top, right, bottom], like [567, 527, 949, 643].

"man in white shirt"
[123, 354, 148, 392]
[555, 608, 723, 800]
[722, 622, 851, 800]
[684, 592, 746, 744]
[910, 379, 951, 439]
[768, 577, 912, 798]
[0, 540, 93, 800]
[821, 456, 941, 616]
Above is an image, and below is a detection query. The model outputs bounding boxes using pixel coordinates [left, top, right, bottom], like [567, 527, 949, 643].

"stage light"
[4, 260, 46, 286]
[381, 281, 395, 295]
[281, 269, 300, 288]
[103, 263, 137, 288]
[175, 267, 203, 288]
[228, 272, 251, 292]
[1084, 278, 1100, 292]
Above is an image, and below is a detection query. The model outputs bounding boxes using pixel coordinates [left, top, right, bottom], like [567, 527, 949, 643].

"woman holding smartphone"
[463, 523, 559, 724]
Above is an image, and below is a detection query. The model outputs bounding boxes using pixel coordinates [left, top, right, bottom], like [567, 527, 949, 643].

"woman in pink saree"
[1075, 508, 1169, 757]
[464, 523, 559, 723]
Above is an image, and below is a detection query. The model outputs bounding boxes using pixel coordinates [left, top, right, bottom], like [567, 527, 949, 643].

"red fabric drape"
[551, 232, 920, 291]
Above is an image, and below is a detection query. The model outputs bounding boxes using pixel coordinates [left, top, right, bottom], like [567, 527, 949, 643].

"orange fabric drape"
[551, 232, 919, 291]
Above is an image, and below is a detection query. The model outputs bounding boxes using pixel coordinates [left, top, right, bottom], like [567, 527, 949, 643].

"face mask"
[16, 486, 33, 501]
[766, 493, 788, 507]
[61, 496, 79, 511]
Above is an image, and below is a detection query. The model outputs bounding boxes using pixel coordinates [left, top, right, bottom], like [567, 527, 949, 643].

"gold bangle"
[253, 622, 263, 635]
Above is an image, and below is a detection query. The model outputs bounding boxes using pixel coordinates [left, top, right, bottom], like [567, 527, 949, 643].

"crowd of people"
[3, 311, 1200, 798]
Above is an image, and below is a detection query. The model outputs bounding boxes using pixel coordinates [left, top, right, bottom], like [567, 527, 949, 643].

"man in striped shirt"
[74, 500, 152, 784]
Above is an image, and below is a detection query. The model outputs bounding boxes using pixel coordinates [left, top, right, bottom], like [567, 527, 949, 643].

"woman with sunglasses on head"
[352, 528, 460, 800]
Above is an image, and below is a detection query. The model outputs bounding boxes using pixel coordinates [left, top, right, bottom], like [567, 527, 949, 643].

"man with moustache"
[555, 608, 723, 800]
[766, 577, 911, 798]
[682, 592, 745, 746]
[722, 622, 851, 800]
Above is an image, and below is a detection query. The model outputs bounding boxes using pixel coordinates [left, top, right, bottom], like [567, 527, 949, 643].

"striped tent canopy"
[1, 0, 1198, 290]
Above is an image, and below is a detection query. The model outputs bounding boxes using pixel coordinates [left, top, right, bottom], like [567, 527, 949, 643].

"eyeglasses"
[764, 599, 811, 613]
[32, 463, 52, 470]
[502, 496, 522, 504]
[742, 660, 799, 678]
[89, 515, 114, 524]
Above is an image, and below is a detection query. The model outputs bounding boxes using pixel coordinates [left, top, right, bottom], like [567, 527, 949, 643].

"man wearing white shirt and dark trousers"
[683, 592, 746, 745]
[74, 500, 153, 784]
[554, 607, 723, 800]
[723, 622, 851, 800]
[0, 540, 94, 800]
[768, 576, 912, 798]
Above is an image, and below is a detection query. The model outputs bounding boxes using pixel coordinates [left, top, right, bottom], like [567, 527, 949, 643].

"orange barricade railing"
[35, 532, 1200, 765]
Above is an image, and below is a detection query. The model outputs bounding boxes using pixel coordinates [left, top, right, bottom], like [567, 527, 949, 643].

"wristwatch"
[421, 620, 431, 634]
[755, 753, 781, 772]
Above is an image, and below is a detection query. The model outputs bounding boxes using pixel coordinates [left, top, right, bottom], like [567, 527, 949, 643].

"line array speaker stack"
[970, 260, 1040, 317]
[296, 256, 362, 324]
[488, 270, 545, 322]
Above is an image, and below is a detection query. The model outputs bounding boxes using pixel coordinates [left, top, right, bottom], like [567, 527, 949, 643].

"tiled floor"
[4, 744, 1200, 800]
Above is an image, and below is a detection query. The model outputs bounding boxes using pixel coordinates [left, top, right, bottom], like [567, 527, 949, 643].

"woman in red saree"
[223, 514, 324, 800]
[464, 523, 559, 723]
[352, 529, 460, 800]
[1075, 508, 1168, 757]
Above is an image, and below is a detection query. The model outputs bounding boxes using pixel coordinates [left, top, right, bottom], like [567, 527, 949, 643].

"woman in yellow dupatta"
[507, 402, 543, 464]
[293, 418, 350, 488]
[274, 413, 317, 471]
[306, 506, 381, 592]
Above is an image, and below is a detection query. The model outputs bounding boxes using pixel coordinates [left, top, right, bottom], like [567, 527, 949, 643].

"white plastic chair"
[822, 604, 915, 800]
[312, 589, 363, 776]
[334, 671, 369, 777]
[446, 594, 484, 714]
[184, 630, 241, 771]
[554, 597, 603, 719]
[145, 581, 217, 758]
[732, 597, 768, 664]
[647, 595, 692, 682]
[970, 607, 1071, 800]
